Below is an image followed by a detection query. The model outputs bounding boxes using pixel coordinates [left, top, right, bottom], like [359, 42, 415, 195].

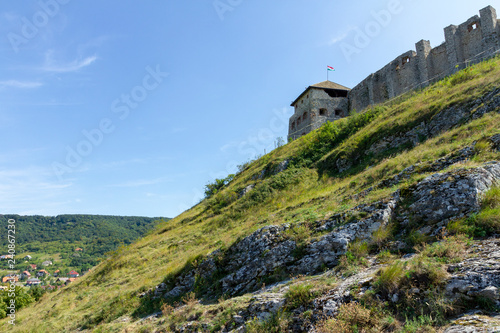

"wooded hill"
[0, 215, 168, 272]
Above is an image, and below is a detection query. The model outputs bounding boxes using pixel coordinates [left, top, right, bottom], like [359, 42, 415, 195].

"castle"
[288, 5, 500, 140]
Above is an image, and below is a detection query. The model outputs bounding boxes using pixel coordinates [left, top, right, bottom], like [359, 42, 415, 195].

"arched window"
[303, 112, 308, 121]
[319, 108, 327, 116]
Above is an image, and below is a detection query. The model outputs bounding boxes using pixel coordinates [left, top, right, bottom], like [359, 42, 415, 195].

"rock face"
[407, 162, 500, 224]
[150, 162, 500, 308]
[446, 239, 500, 302]
[147, 161, 500, 333]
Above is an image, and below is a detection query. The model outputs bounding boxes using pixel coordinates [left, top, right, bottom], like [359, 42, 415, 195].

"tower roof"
[291, 80, 351, 106]
[310, 80, 351, 90]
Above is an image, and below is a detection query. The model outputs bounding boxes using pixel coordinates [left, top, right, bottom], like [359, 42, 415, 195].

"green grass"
[2, 55, 500, 333]
[284, 283, 318, 310]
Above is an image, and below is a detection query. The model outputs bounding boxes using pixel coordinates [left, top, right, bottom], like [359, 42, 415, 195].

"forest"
[0, 214, 168, 272]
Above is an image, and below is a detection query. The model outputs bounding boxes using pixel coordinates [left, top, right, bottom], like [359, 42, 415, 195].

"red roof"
[69, 270, 79, 275]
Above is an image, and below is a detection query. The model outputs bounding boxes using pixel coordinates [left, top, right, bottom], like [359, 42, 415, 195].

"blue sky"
[0, 0, 496, 218]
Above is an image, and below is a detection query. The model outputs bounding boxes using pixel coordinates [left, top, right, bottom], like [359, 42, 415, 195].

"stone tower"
[288, 80, 350, 141]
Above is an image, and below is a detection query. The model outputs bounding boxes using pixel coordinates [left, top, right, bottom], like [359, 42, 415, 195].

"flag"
[327, 66, 335, 71]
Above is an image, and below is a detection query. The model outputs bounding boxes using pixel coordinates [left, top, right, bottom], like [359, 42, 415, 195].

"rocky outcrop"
[147, 162, 500, 307]
[446, 239, 500, 303]
[407, 162, 500, 224]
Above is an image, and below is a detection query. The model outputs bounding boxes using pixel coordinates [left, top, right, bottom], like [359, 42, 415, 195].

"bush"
[204, 174, 235, 198]
[293, 106, 384, 168]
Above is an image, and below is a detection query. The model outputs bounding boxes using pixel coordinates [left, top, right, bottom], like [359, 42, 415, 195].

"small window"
[302, 112, 308, 121]
[468, 22, 478, 32]
[402, 56, 410, 65]
[335, 109, 343, 117]
[319, 108, 327, 116]
[297, 118, 301, 125]
[291, 121, 295, 130]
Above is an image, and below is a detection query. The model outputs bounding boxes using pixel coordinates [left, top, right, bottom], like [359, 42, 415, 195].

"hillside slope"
[3, 56, 500, 332]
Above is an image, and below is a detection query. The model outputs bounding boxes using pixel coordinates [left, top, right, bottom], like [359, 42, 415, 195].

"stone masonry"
[288, 5, 500, 140]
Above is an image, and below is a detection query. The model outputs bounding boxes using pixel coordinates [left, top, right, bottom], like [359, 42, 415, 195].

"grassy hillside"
[3, 56, 500, 332]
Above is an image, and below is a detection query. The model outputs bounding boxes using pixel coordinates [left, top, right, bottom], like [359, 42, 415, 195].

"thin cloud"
[42, 55, 98, 73]
[0, 80, 43, 88]
[108, 177, 170, 188]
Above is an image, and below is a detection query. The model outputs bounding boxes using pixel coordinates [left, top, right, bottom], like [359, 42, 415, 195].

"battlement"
[288, 5, 500, 140]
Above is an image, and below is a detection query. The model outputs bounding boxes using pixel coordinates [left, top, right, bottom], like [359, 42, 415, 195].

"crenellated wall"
[348, 5, 500, 113]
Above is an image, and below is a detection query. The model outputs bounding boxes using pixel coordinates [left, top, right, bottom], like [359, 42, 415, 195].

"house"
[67, 278, 77, 283]
[68, 270, 79, 278]
[56, 277, 69, 284]
[54, 270, 60, 277]
[23, 255, 32, 260]
[27, 264, 37, 271]
[21, 271, 31, 280]
[75, 248, 83, 252]
[41, 260, 53, 267]
[26, 278, 41, 286]
[0, 286, 8, 290]
[2, 275, 18, 283]
[36, 270, 49, 278]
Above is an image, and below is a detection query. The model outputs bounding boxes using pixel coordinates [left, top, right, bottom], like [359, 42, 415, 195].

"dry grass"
[2, 56, 500, 333]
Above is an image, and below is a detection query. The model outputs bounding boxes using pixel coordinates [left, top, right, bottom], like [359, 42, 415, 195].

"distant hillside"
[2, 57, 500, 332]
[0, 214, 168, 272]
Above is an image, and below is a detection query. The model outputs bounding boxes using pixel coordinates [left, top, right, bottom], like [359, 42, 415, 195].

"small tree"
[204, 174, 235, 198]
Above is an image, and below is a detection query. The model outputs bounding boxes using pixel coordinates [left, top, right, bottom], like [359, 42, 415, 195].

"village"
[0, 248, 89, 292]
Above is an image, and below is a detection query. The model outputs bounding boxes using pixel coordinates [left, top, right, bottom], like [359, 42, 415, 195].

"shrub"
[204, 174, 235, 198]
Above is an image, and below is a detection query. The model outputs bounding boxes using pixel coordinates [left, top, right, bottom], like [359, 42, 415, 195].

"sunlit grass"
[3, 56, 500, 333]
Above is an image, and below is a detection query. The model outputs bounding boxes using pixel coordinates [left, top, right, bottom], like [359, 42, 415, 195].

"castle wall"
[348, 5, 500, 112]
